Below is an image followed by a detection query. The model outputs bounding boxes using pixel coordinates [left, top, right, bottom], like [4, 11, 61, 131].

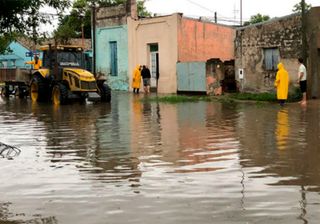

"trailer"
[0, 68, 31, 98]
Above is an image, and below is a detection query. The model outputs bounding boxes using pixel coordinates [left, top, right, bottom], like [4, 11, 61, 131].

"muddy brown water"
[0, 92, 320, 224]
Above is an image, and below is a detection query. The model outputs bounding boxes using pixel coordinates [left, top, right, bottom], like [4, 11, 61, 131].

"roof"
[14, 37, 92, 51]
[39, 45, 84, 51]
[0, 54, 23, 61]
[236, 13, 300, 31]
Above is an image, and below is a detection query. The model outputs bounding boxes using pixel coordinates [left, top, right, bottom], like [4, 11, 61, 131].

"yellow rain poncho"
[25, 57, 42, 70]
[274, 63, 289, 100]
[131, 65, 141, 89]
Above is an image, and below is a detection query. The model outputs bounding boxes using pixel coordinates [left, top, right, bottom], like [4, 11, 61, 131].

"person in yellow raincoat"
[25, 55, 42, 70]
[132, 65, 142, 94]
[274, 62, 289, 106]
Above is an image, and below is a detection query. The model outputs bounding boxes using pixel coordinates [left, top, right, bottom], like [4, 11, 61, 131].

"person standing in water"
[297, 58, 307, 105]
[141, 65, 151, 94]
[274, 62, 289, 106]
[132, 65, 142, 94]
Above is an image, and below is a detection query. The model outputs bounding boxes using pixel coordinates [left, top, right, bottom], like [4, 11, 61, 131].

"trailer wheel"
[1, 86, 10, 97]
[30, 76, 48, 102]
[14, 86, 26, 99]
[52, 83, 68, 105]
[98, 83, 111, 102]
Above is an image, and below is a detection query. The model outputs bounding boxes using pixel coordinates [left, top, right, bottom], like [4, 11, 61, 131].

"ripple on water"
[1, 96, 320, 223]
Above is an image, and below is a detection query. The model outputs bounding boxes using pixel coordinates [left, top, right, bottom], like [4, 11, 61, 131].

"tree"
[243, 13, 270, 26]
[54, 0, 151, 42]
[292, 1, 312, 13]
[137, 0, 151, 17]
[0, 0, 70, 35]
[0, 0, 71, 53]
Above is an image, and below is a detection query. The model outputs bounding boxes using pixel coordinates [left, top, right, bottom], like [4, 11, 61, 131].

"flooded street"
[1, 92, 320, 224]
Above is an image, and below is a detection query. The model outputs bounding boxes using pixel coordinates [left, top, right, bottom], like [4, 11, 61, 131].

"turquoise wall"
[96, 25, 129, 91]
[0, 41, 33, 68]
[177, 62, 206, 92]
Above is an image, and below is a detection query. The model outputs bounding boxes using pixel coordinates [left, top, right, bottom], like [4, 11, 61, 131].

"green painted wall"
[96, 25, 129, 91]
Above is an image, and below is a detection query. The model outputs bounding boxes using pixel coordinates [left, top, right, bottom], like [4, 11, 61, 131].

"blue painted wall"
[96, 25, 129, 91]
[177, 62, 206, 92]
[0, 41, 33, 68]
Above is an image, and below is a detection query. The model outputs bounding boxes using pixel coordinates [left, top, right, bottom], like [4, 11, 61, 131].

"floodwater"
[1, 92, 320, 224]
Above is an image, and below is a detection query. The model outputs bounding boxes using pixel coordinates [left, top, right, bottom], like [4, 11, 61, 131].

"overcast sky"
[145, 0, 320, 24]
[41, 0, 320, 34]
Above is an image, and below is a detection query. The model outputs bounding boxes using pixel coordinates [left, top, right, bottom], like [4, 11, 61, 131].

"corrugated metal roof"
[0, 54, 23, 61]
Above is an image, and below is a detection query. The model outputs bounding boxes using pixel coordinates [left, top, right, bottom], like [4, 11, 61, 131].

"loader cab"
[41, 45, 85, 70]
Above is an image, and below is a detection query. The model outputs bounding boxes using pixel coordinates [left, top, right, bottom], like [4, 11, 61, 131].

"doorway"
[148, 43, 159, 91]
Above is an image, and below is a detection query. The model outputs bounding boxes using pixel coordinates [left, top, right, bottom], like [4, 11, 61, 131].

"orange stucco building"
[178, 17, 235, 62]
[128, 13, 235, 94]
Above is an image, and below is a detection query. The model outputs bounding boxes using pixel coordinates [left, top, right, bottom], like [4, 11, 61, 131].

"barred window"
[264, 48, 279, 71]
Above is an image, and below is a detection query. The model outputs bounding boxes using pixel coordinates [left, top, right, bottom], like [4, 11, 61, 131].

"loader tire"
[98, 83, 111, 102]
[52, 83, 68, 105]
[30, 76, 48, 102]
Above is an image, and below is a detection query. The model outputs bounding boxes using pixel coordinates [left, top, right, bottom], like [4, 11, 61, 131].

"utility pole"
[301, 0, 307, 64]
[240, 0, 243, 26]
[91, 1, 96, 77]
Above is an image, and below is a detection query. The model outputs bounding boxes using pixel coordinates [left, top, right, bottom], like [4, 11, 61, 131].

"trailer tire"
[52, 83, 68, 105]
[30, 76, 48, 102]
[2, 86, 10, 98]
[98, 83, 111, 102]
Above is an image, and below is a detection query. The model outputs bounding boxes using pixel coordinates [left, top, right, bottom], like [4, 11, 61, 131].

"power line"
[186, 0, 215, 14]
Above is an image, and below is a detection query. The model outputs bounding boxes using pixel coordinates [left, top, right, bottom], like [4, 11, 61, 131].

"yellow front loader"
[30, 45, 111, 105]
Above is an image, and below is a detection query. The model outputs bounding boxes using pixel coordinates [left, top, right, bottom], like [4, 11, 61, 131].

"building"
[235, 7, 320, 98]
[94, 0, 235, 93]
[0, 40, 34, 69]
[0, 38, 92, 69]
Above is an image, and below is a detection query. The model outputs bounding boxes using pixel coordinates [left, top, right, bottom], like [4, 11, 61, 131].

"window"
[264, 48, 279, 71]
[109, 41, 118, 76]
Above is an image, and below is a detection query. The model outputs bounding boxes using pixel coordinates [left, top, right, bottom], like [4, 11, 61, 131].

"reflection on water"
[276, 108, 289, 150]
[1, 94, 320, 223]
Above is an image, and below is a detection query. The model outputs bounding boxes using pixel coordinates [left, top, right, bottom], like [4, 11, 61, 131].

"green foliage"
[0, 35, 13, 54]
[292, 1, 312, 13]
[230, 92, 277, 101]
[230, 90, 302, 103]
[0, 0, 71, 52]
[243, 13, 270, 26]
[54, 0, 151, 42]
[98, 0, 126, 7]
[137, 0, 151, 17]
[0, 0, 70, 33]
[142, 95, 212, 104]
[54, 0, 92, 42]
[141, 91, 302, 105]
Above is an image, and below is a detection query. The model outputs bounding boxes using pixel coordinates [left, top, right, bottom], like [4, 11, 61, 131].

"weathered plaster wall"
[178, 17, 235, 62]
[306, 7, 320, 98]
[96, 26, 129, 90]
[96, 0, 137, 28]
[127, 14, 179, 93]
[235, 14, 302, 92]
[95, 0, 136, 91]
